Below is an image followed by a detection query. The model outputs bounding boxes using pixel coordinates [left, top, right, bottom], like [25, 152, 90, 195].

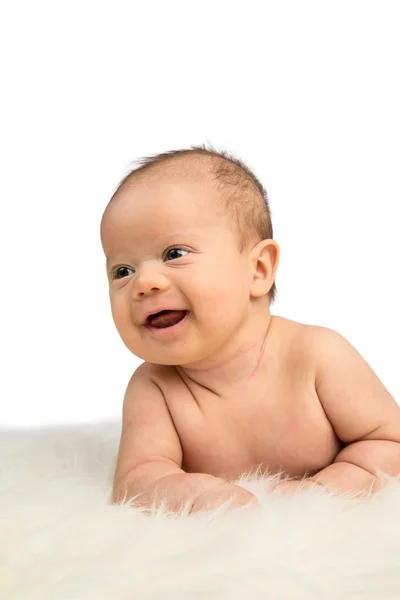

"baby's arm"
[275, 327, 400, 497]
[112, 363, 258, 513]
[118, 467, 258, 513]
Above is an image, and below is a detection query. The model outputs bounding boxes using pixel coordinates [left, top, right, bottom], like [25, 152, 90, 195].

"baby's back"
[149, 316, 344, 481]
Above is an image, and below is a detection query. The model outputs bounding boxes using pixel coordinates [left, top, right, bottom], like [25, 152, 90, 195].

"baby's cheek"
[110, 297, 130, 331]
[194, 266, 237, 301]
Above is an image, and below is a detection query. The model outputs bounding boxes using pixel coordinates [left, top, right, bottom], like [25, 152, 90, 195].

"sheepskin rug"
[1, 421, 400, 599]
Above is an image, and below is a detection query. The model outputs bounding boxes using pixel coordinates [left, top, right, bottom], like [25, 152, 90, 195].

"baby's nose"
[132, 267, 170, 299]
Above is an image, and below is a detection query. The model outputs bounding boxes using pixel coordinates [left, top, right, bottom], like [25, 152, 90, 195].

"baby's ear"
[249, 239, 280, 298]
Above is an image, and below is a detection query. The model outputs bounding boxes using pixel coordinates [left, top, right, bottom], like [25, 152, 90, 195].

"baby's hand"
[190, 481, 259, 514]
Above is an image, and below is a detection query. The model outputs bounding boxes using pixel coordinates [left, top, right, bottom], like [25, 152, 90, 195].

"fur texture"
[1, 421, 400, 599]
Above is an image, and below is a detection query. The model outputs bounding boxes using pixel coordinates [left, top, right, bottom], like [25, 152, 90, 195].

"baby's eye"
[114, 266, 134, 280]
[112, 248, 188, 280]
[165, 248, 188, 261]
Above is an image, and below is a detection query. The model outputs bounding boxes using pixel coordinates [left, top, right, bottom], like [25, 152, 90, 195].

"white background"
[1, 1, 399, 429]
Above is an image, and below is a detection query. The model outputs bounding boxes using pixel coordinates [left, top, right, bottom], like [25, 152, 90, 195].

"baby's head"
[100, 146, 280, 366]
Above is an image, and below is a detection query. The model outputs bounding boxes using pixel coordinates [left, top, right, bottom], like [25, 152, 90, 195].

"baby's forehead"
[101, 155, 235, 245]
[120, 154, 218, 197]
[103, 188, 220, 243]
[112, 173, 221, 222]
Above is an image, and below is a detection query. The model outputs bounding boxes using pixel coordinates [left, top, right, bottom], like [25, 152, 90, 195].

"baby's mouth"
[146, 310, 188, 329]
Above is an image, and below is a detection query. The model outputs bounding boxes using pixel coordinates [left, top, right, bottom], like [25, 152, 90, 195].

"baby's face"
[100, 173, 258, 366]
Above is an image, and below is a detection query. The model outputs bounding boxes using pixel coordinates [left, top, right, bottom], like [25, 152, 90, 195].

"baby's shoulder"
[287, 320, 348, 383]
[137, 361, 179, 390]
[277, 314, 328, 339]
[275, 316, 327, 373]
[274, 315, 319, 348]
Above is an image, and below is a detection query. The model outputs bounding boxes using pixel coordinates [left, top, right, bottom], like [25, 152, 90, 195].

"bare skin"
[101, 158, 361, 513]
[149, 315, 343, 483]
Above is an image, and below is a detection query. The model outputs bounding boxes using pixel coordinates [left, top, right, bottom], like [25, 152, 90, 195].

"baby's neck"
[176, 313, 275, 397]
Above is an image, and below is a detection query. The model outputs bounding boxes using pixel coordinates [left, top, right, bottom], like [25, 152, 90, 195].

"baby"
[100, 146, 400, 514]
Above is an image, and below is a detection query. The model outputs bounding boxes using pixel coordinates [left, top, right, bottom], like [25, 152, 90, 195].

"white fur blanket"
[1, 421, 400, 599]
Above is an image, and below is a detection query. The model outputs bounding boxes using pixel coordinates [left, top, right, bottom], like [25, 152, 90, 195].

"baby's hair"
[107, 144, 277, 304]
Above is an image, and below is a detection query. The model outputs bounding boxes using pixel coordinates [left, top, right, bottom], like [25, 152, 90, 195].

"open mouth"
[146, 310, 188, 329]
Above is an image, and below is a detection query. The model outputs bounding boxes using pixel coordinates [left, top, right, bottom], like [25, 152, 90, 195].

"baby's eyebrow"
[105, 256, 130, 274]
[105, 256, 128, 274]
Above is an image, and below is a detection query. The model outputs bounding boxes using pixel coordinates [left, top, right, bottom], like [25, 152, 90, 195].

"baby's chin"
[135, 353, 197, 368]
[130, 345, 208, 368]
[123, 341, 189, 366]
